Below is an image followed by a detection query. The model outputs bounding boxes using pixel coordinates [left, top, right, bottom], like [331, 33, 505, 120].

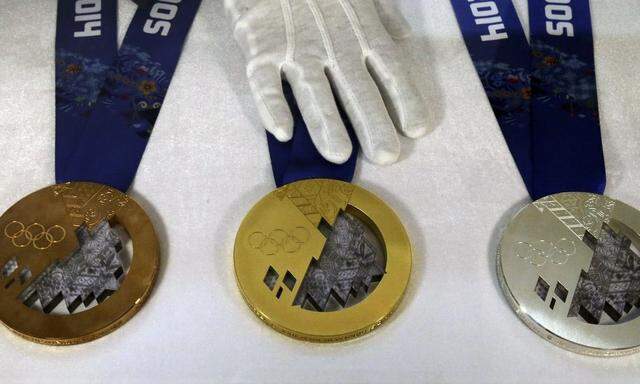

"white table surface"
[2, 1, 640, 382]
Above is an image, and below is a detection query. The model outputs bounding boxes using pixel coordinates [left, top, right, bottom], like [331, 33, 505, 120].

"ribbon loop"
[268, 82, 359, 187]
[55, 0, 202, 191]
[450, 0, 605, 199]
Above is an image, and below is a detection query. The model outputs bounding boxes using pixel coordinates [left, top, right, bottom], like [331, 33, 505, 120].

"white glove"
[225, 0, 428, 165]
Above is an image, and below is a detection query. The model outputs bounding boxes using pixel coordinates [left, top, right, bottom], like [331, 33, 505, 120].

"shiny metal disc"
[0, 182, 159, 345]
[234, 179, 412, 342]
[498, 192, 640, 356]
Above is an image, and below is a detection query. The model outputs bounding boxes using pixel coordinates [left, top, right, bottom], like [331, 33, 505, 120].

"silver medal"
[498, 192, 640, 356]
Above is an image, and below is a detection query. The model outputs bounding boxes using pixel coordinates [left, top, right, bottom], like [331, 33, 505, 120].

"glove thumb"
[374, 0, 412, 40]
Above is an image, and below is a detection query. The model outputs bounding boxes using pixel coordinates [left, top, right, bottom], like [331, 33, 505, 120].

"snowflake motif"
[55, 50, 110, 116]
[474, 61, 531, 128]
[531, 41, 598, 118]
[101, 45, 169, 138]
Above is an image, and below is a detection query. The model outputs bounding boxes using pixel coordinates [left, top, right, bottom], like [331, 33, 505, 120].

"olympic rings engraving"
[514, 238, 576, 267]
[4, 221, 66, 250]
[249, 227, 310, 256]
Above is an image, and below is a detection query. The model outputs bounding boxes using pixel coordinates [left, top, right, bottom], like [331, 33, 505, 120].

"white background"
[1, 0, 640, 382]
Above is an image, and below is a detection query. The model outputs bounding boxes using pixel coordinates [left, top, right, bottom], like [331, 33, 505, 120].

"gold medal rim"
[0, 182, 160, 345]
[497, 192, 640, 357]
[233, 179, 412, 343]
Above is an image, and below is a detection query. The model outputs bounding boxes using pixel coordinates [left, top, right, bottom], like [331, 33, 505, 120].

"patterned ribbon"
[55, 0, 201, 191]
[450, 0, 605, 199]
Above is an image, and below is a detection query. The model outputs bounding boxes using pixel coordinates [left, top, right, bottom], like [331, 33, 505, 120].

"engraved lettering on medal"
[467, 0, 508, 41]
[143, 0, 182, 36]
[544, 0, 575, 37]
[54, 184, 129, 228]
[235, 178, 410, 342]
[277, 180, 354, 226]
[3, 221, 66, 250]
[0, 183, 158, 343]
[74, 0, 102, 38]
[514, 238, 576, 267]
[499, 193, 640, 354]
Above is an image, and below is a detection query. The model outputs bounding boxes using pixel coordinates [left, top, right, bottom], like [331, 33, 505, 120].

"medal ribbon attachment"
[237, 37, 412, 340]
[55, 0, 201, 191]
[267, 83, 359, 187]
[450, 0, 605, 199]
[0, 0, 200, 344]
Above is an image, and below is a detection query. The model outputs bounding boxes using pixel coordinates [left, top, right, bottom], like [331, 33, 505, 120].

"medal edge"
[495, 195, 640, 357]
[0, 182, 161, 345]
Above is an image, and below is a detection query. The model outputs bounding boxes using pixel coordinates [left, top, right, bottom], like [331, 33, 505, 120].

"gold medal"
[234, 179, 411, 342]
[0, 182, 159, 345]
[498, 192, 640, 356]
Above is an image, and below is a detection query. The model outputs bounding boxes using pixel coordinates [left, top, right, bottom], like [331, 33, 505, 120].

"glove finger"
[373, 0, 412, 40]
[327, 63, 400, 165]
[285, 62, 353, 164]
[224, 0, 262, 25]
[247, 62, 294, 142]
[366, 52, 429, 139]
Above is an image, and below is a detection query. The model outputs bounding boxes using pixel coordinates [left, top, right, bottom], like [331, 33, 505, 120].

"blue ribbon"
[55, 0, 118, 181]
[450, 0, 605, 199]
[55, 0, 201, 192]
[268, 82, 359, 187]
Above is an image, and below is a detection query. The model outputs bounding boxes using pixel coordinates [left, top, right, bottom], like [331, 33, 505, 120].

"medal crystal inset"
[498, 192, 640, 356]
[0, 182, 159, 345]
[235, 179, 411, 342]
